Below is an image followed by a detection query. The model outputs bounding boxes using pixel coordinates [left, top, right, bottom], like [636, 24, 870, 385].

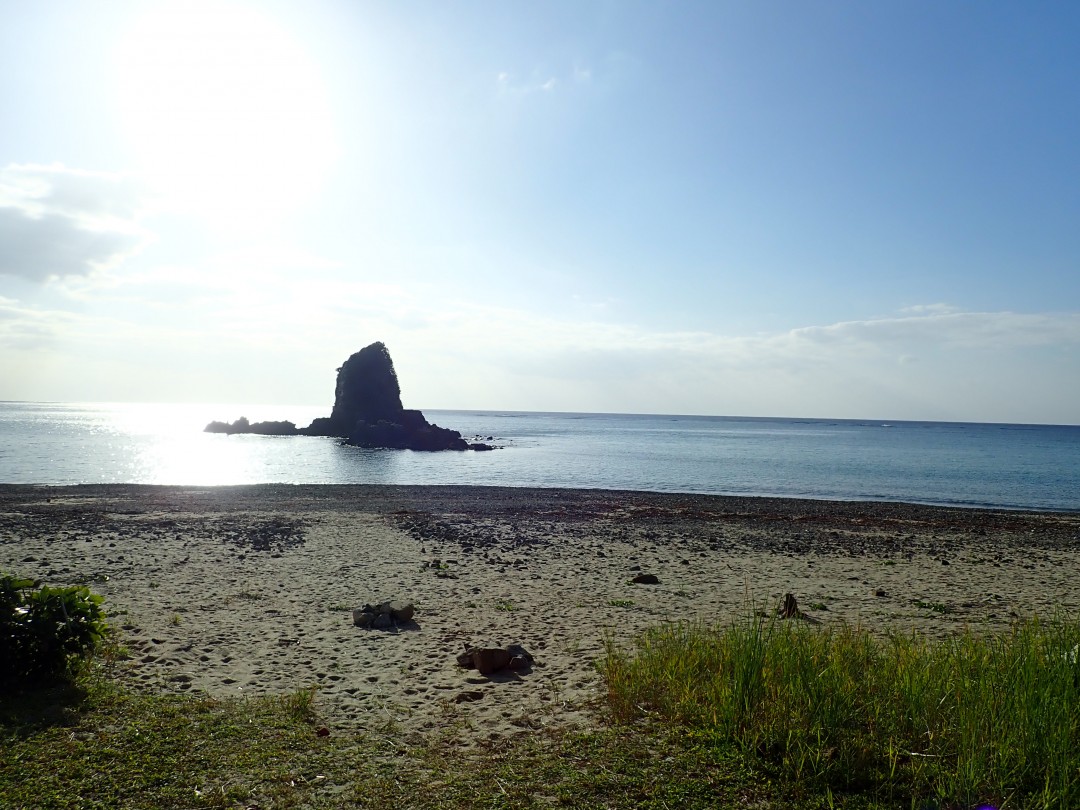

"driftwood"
[777, 593, 821, 624]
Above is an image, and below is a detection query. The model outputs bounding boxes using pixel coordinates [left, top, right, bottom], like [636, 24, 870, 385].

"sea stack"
[206, 342, 493, 451]
[305, 342, 479, 450]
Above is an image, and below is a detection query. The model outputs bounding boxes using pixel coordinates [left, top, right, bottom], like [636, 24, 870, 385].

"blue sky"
[2, 1, 1078, 423]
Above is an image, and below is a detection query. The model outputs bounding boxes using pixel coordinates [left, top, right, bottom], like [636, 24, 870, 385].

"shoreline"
[5, 482, 1080, 516]
[3, 484, 1079, 745]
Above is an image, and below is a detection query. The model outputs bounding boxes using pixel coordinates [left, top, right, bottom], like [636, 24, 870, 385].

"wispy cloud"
[786, 310, 1080, 352]
[899, 303, 959, 315]
[0, 164, 151, 281]
[496, 71, 559, 96]
[4, 261, 1078, 420]
[495, 58, 598, 98]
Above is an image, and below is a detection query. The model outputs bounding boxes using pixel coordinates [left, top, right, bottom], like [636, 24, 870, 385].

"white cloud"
[899, 303, 959, 315]
[0, 164, 151, 281]
[496, 69, 564, 96]
[787, 310, 1080, 352]
[4, 259, 1078, 422]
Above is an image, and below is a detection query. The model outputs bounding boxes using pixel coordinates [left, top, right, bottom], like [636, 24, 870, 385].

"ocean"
[0, 401, 1077, 512]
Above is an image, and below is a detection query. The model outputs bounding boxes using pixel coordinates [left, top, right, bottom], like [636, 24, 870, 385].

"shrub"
[0, 573, 108, 689]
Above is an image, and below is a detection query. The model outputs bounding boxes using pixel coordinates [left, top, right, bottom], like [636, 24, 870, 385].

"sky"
[2, 1, 1079, 424]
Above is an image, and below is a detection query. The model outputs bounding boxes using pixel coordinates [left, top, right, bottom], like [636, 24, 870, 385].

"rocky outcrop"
[204, 417, 299, 436]
[303, 342, 478, 450]
[204, 342, 493, 451]
[329, 342, 403, 433]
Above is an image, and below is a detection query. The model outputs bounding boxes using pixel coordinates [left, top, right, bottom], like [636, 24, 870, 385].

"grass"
[3, 617, 1079, 808]
[0, 677, 353, 809]
[0, 674, 779, 810]
[602, 612, 1080, 809]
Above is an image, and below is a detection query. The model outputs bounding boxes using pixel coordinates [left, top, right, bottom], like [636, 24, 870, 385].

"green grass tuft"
[601, 612, 1080, 809]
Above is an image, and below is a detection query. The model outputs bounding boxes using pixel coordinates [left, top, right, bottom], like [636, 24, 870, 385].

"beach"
[2, 484, 1079, 747]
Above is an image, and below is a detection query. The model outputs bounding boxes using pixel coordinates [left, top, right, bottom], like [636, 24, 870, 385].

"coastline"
[3, 484, 1079, 745]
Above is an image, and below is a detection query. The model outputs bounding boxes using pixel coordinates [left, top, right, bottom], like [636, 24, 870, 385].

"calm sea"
[0, 402, 1077, 512]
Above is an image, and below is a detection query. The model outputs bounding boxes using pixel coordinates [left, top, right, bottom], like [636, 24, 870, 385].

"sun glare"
[114, 1, 338, 230]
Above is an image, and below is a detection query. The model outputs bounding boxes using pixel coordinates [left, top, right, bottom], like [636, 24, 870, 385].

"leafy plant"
[1, 573, 108, 689]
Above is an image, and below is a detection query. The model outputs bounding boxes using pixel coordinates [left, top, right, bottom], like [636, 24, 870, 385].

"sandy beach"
[2, 484, 1079, 747]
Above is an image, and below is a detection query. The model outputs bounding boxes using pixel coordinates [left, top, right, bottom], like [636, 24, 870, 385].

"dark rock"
[457, 643, 534, 676]
[383, 600, 415, 622]
[204, 417, 299, 435]
[372, 613, 392, 629]
[352, 599, 416, 629]
[631, 573, 660, 585]
[506, 644, 534, 670]
[472, 647, 512, 675]
[247, 420, 298, 436]
[303, 416, 336, 435]
[318, 345, 474, 449]
[329, 341, 403, 430]
[205, 342, 494, 451]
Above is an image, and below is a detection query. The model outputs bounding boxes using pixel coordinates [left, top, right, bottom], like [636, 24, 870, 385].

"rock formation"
[205, 342, 494, 451]
[204, 417, 298, 436]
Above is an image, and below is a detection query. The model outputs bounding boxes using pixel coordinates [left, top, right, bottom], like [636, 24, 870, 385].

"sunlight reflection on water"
[2, 403, 1078, 511]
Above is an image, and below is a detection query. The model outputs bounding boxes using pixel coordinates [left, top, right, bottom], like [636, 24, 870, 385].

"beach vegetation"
[0, 573, 108, 689]
[608, 598, 636, 608]
[602, 613, 1080, 809]
[3, 612, 1079, 808]
[279, 685, 319, 723]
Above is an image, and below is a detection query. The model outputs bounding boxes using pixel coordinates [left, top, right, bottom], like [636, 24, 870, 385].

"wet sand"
[2, 484, 1078, 746]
